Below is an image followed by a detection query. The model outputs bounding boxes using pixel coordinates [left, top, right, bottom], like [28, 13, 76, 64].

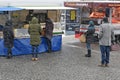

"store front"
[64, 1, 120, 42]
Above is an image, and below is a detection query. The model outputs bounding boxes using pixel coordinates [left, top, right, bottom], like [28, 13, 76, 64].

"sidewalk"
[0, 35, 120, 80]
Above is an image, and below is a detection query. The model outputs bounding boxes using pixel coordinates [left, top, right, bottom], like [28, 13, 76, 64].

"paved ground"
[0, 35, 120, 80]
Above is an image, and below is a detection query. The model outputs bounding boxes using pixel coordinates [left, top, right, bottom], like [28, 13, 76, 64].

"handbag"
[110, 42, 120, 51]
[79, 34, 86, 43]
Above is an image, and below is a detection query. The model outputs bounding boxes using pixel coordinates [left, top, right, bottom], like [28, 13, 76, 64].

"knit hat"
[103, 17, 108, 23]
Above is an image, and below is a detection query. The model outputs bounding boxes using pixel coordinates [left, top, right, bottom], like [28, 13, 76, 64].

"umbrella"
[0, 6, 24, 20]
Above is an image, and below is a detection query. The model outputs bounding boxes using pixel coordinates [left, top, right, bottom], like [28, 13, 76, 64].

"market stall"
[0, 35, 62, 56]
[0, 6, 72, 56]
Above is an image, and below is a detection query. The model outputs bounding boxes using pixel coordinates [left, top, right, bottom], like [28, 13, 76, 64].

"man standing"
[98, 17, 115, 67]
[28, 17, 41, 61]
[45, 18, 54, 53]
[3, 20, 14, 59]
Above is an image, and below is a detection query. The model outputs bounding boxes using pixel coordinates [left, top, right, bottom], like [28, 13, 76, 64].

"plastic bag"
[110, 42, 120, 51]
[79, 34, 86, 43]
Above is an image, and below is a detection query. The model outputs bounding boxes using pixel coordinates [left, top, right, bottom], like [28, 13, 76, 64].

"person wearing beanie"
[98, 17, 115, 67]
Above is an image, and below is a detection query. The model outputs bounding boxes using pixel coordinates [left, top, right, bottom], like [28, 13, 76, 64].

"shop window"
[70, 10, 76, 20]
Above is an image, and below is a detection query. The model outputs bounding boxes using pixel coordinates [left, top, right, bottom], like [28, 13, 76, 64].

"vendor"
[45, 17, 54, 53]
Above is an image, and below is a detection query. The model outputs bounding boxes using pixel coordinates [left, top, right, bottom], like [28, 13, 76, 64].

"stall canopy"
[0, 6, 24, 20]
[19, 6, 76, 10]
[0, 6, 23, 11]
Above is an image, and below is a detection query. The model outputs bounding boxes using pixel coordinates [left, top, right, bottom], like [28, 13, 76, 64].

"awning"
[0, 6, 24, 11]
[19, 6, 76, 10]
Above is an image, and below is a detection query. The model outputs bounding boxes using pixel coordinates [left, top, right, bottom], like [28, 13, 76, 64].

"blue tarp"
[0, 35, 62, 56]
[0, 6, 23, 11]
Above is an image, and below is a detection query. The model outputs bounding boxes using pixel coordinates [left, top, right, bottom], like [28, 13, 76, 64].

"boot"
[6, 53, 12, 59]
[85, 50, 91, 57]
[105, 64, 109, 67]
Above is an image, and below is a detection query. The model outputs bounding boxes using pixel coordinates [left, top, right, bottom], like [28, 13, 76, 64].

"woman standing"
[28, 17, 41, 61]
[45, 18, 54, 53]
[85, 21, 95, 57]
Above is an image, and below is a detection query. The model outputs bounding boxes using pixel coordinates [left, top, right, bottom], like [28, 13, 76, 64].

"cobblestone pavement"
[0, 35, 120, 80]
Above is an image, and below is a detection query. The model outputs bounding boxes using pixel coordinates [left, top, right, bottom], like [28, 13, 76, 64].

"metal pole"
[109, 8, 112, 24]
[8, 11, 11, 20]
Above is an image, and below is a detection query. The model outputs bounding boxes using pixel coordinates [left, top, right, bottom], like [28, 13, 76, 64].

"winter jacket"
[98, 23, 115, 46]
[3, 20, 14, 48]
[45, 18, 54, 40]
[86, 21, 95, 43]
[28, 17, 41, 46]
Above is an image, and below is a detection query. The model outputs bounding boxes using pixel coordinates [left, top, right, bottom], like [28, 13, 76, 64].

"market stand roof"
[19, 6, 76, 10]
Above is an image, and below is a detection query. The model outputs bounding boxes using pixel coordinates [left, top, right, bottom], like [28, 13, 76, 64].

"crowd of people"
[2, 16, 116, 67]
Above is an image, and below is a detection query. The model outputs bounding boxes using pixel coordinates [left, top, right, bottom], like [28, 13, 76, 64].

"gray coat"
[98, 23, 115, 46]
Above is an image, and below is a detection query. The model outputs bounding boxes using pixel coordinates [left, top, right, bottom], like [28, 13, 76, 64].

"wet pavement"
[0, 35, 120, 80]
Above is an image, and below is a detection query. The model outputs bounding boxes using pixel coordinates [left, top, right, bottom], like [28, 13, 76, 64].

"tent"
[0, 6, 24, 20]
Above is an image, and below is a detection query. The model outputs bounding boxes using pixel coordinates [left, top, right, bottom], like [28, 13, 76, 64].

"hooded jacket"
[3, 20, 14, 48]
[86, 21, 95, 43]
[28, 17, 41, 46]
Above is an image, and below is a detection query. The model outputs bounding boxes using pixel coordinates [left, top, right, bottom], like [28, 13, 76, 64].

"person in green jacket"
[28, 17, 41, 61]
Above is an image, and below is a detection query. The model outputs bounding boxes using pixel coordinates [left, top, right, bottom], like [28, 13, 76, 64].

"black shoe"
[6, 55, 12, 59]
[105, 64, 109, 67]
[47, 50, 52, 53]
[98, 64, 105, 67]
[85, 54, 91, 57]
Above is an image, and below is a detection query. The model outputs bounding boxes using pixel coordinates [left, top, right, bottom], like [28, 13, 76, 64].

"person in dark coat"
[45, 18, 54, 53]
[85, 20, 95, 57]
[3, 20, 14, 59]
[28, 17, 41, 61]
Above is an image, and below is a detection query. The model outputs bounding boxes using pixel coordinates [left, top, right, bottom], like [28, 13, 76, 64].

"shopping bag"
[79, 34, 86, 43]
[110, 42, 120, 51]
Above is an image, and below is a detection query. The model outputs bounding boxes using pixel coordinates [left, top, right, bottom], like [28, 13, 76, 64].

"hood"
[30, 17, 38, 24]
[89, 21, 94, 26]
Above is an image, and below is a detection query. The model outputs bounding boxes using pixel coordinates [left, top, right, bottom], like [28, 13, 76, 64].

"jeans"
[32, 45, 38, 58]
[86, 43, 91, 50]
[100, 45, 110, 64]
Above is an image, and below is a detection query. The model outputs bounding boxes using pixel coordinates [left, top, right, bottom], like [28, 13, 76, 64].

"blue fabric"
[0, 35, 62, 56]
[0, 6, 23, 11]
[100, 45, 110, 64]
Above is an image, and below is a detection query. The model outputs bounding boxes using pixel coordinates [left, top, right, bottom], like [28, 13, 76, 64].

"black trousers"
[32, 45, 38, 58]
[46, 38, 52, 52]
[7, 47, 12, 56]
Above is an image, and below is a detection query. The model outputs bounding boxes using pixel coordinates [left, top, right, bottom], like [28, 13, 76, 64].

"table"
[0, 35, 62, 56]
